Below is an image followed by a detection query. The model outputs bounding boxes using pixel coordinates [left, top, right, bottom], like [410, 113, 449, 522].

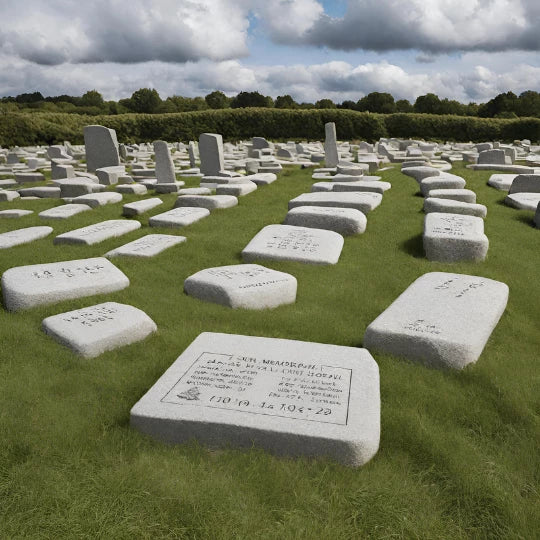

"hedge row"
[1, 109, 539, 147]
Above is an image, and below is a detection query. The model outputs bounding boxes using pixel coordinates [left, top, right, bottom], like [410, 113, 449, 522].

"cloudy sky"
[0, 0, 539, 104]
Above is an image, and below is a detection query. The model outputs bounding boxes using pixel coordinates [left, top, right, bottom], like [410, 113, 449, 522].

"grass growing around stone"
[0, 163, 538, 538]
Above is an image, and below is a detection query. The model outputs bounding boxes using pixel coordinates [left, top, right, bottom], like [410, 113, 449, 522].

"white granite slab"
[106, 234, 186, 258]
[71, 192, 122, 208]
[174, 195, 238, 210]
[0, 209, 34, 219]
[242, 224, 344, 265]
[364, 272, 509, 369]
[43, 302, 157, 358]
[122, 197, 163, 217]
[0, 226, 53, 249]
[54, 220, 141, 245]
[284, 206, 367, 235]
[2, 257, 129, 311]
[288, 192, 382, 214]
[149, 207, 210, 228]
[130, 332, 380, 466]
[504, 193, 540, 211]
[424, 198, 487, 218]
[38, 204, 92, 220]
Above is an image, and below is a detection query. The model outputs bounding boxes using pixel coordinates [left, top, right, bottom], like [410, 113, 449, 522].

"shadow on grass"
[400, 233, 424, 258]
[514, 214, 537, 228]
[414, 191, 424, 198]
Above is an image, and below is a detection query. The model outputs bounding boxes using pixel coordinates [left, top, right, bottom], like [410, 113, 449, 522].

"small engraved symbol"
[177, 387, 201, 401]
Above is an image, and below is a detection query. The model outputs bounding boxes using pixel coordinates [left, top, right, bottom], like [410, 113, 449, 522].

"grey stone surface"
[324, 122, 339, 168]
[154, 140, 176, 184]
[401, 166, 441, 182]
[0, 209, 34, 218]
[288, 192, 382, 214]
[72, 192, 123, 208]
[14, 172, 45, 183]
[478, 149, 506, 165]
[2, 257, 129, 311]
[0, 179, 18, 189]
[245, 173, 277, 186]
[420, 175, 466, 196]
[130, 332, 380, 466]
[122, 197, 163, 216]
[487, 174, 516, 191]
[149, 207, 210, 228]
[336, 163, 366, 176]
[332, 180, 391, 194]
[216, 182, 257, 196]
[284, 206, 367, 235]
[424, 198, 487, 218]
[174, 194, 238, 210]
[424, 213, 488, 262]
[199, 133, 224, 176]
[96, 166, 125, 185]
[242, 224, 344, 265]
[534, 202, 540, 228]
[42, 302, 157, 358]
[363, 272, 509, 369]
[38, 204, 92, 220]
[54, 220, 141, 245]
[184, 264, 297, 309]
[0, 226, 53, 249]
[178, 187, 212, 195]
[311, 182, 334, 192]
[425, 189, 477, 203]
[84, 125, 120, 172]
[0, 190, 21, 202]
[504, 193, 540, 211]
[508, 174, 540, 194]
[154, 182, 184, 194]
[106, 234, 186, 258]
[116, 183, 148, 195]
[58, 180, 103, 198]
[18, 187, 61, 199]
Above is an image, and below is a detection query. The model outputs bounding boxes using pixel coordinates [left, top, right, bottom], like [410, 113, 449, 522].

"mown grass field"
[0, 162, 538, 538]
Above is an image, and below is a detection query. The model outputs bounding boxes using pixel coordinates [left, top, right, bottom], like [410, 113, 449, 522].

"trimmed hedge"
[1, 109, 539, 147]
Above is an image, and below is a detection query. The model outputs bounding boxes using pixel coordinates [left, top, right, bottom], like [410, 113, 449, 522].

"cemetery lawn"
[0, 163, 538, 539]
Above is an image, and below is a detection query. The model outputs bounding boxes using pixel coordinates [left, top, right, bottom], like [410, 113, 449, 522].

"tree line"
[1, 88, 539, 118]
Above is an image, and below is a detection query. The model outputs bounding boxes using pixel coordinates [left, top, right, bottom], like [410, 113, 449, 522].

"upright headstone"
[199, 133, 224, 176]
[130, 332, 380, 466]
[83, 125, 120, 172]
[324, 122, 339, 168]
[154, 141, 176, 184]
[188, 141, 198, 168]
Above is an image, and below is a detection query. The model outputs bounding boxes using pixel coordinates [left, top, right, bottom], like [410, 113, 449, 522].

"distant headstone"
[0, 190, 21, 202]
[83, 125, 120, 172]
[364, 272, 509, 369]
[478, 149, 506, 165]
[0, 226, 53, 249]
[324, 122, 339, 168]
[106, 234, 186, 258]
[0, 209, 34, 219]
[188, 141, 198, 168]
[242, 224, 344, 265]
[39, 204, 92, 220]
[42, 302, 157, 358]
[424, 213, 488, 262]
[424, 198, 487, 218]
[284, 206, 367, 235]
[149, 207, 210, 228]
[54, 220, 141, 246]
[2, 257, 129, 311]
[174, 194, 238, 210]
[508, 174, 540, 194]
[199, 133, 224, 176]
[71, 192, 122, 208]
[184, 264, 297, 309]
[288, 192, 382, 214]
[122, 197, 163, 217]
[154, 141, 176, 184]
[130, 332, 380, 466]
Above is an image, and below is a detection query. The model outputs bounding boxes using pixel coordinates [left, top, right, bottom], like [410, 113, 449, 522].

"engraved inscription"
[32, 263, 105, 280]
[61, 305, 118, 327]
[403, 319, 442, 335]
[266, 230, 320, 253]
[205, 267, 289, 289]
[431, 215, 473, 237]
[161, 352, 352, 425]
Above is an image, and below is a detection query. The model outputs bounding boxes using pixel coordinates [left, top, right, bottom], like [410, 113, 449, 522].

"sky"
[0, 0, 539, 104]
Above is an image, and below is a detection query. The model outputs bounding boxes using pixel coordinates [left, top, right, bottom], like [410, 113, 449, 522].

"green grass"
[0, 163, 538, 538]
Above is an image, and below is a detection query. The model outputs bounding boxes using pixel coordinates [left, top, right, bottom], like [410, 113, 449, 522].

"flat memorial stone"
[0, 209, 34, 219]
[363, 272, 509, 369]
[0, 226, 53, 249]
[420, 175, 466, 196]
[38, 204, 92, 220]
[332, 180, 391, 194]
[149, 207, 210, 228]
[216, 182, 257, 197]
[122, 197, 163, 217]
[424, 198, 487, 218]
[288, 192, 382, 214]
[487, 174, 516, 191]
[504, 193, 540, 211]
[284, 206, 366, 235]
[423, 213, 488, 262]
[130, 332, 380, 467]
[242, 224, 344, 265]
[116, 184, 148, 195]
[184, 264, 297, 309]
[72, 192, 122, 208]
[106, 234, 186, 258]
[54, 220, 141, 246]
[425, 189, 477, 203]
[42, 302, 157, 358]
[174, 195, 238, 210]
[2, 257, 129, 311]
[0, 190, 20, 202]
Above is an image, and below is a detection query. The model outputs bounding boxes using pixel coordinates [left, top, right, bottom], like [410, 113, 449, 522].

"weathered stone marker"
[130, 332, 380, 466]
[39, 204, 92, 220]
[242, 224, 344, 265]
[149, 207, 210, 228]
[2, 257, 129, 311]
[0, 226, 53, 249]
[199, 133, 224, 176]
[363, 272, 509, 369]
[54, 220, 141, 246]
[184, 264, 297, 309]
[284, 206, 367, 235]
[42, 302, 157, 358]
[324, 122, 339, 168]
[83, 125, 120, 172]
[106, 234, 186, 258]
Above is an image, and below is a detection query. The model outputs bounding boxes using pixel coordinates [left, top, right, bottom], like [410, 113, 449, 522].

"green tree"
[275, 95, 298, 109]
[80, 90, 104, 108]
[129, 88, 162, 113]
[15, 92, 44, 104]
[414, 93, 441, 114]
[338, 100, 357, 110]
[396, 99, 413, 113]
[315, 98, 336, 109]
[478, 91, 518, 117]
[205, 90, 231, 109]
[357, 92, 396, 113]
[516, 91, 540, 117]
[231, 91, 272, 108]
